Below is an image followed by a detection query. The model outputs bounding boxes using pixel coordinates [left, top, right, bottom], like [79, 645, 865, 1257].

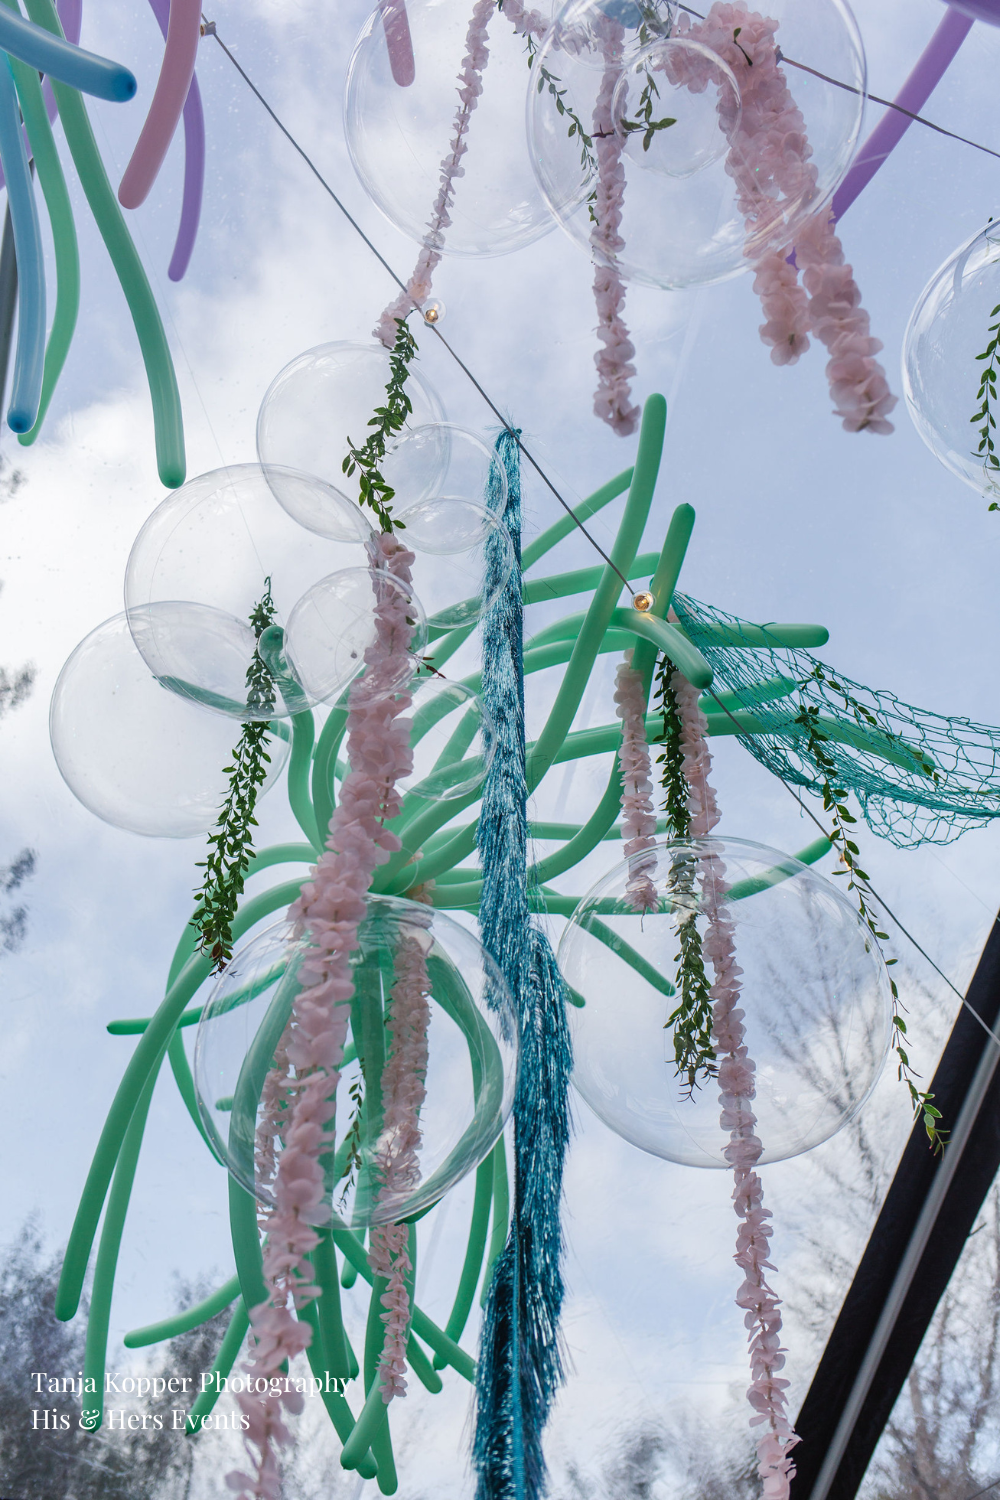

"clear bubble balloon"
[557, 837, 892, 1168]
[903, 220, 1000, 501]
[345, 0, 554, 257]
[124, 465, 370, 720]
[398, 498, 515, 629]
[284, 567, 429, 705]
[611, 38, 741, 178]
[383, 423, 509, 510]
[193, 898, 517, 1228]
[256, 342, 445, 523]
[527, 0, 866, 289]
[396, 675, 496, 802]
[49, 613, 289, 838]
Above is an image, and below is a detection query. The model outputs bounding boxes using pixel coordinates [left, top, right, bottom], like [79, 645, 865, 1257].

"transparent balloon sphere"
[611, 39, 741, 178]
[256, 343, 445, 522]
[398, 498, 515, 629]
[49, 613, 289, 838]
[125, 465, 369, 720]
[383, 423, 508, 511]
[903, 220, 1000, 501]
[193, 898, 518, 1228]
[345, 0, 554, 257]
[558, 837, 892, 1168]
[284, 567, 428, 706]
[527, 0, 866, 288]
[396, 674, 495, 802]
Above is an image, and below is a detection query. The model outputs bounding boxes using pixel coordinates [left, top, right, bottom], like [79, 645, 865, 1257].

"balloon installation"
[54, 360, 992, 1500]
[29, 1, 1000, 1499]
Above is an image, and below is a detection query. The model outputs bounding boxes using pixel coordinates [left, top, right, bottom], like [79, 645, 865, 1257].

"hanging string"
[775, 51, 1000, 166]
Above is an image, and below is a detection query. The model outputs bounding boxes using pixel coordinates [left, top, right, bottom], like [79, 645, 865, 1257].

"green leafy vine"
[526, 38, 600, 222]
[793, 666, 945, 1154]
[618, 69, 676, 154]
[342, 315, 418, 531]
[191, 582, 277, 973]
[972, 297, 1000, 507]
[336, 1076, 365, 1208]
[653, 654, 716, 1098]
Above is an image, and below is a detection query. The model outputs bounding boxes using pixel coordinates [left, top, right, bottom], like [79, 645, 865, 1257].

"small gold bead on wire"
[632, 591, 654, 612]
[422, 301, 444, 325]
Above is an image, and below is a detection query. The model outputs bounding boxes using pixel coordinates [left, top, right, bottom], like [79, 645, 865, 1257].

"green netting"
[672, 592, 1000, 849]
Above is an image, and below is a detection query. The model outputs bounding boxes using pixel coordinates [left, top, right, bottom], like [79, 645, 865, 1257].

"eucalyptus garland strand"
[794, 666, 946, 1154]
[972, 296, 1000, 505]
[653, 653, 716, 1098]
[342, 315, 418, 531]
[191, 582, 278, 971]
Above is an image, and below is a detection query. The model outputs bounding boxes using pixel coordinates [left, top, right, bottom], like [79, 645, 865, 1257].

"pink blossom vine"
[795, 207, 897, 434]
[367, 904, 432, 1401]
[669, 3, 896, 433]
[614, 649, 657, 911]
[227, 532, 419, 1500]
[375, 0, 495, 345]
[591, 13, 641, 436]
[671, 668, 800, 1500]
[497, 0, 548, 39]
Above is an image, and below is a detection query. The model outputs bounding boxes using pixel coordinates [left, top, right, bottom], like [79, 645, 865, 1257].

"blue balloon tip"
[7, 408, 31, 434]
[114, 70, 138, 102]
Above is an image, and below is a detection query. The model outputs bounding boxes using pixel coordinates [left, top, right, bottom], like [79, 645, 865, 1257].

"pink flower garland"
[591, 14, 640, 437]
[795, 208, 896, 435]
[671, 668, 800, 1500]
[669, 3, 896, 434]
[367, 904, 432, 1401]
[375, 0, 495, 345]
[614, 650, 658, 911]
[497, 0, 548, 39]
[227, 533, 419, 1500]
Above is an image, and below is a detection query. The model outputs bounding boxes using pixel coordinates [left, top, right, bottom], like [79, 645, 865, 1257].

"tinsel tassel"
[472, 427, 572, 1500]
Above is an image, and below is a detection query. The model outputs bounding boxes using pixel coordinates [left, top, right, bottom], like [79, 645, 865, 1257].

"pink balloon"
[118, 0, 200, 210]
[381, 0, 415, 87]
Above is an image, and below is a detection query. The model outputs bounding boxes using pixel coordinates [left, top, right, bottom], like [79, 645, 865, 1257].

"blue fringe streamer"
[472, 428, 573, 1500]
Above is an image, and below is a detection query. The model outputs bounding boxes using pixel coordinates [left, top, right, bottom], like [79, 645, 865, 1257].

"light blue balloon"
[0, 51, 44, 432]
[595, 0, 643, 24]
[0, 4, 136, 102]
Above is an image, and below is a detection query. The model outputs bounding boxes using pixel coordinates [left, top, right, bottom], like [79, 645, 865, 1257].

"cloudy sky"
[3, 0, 1000, 1493]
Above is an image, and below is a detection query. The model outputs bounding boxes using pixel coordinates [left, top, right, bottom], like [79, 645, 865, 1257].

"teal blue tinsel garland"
[472, 428, 572, 1500]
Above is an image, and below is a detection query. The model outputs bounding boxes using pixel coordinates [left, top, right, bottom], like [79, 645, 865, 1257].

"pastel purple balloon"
[144, 0, 204, 281]
[832, 6, 973, 221]
[939, 0, 1000, 23]
[118, 0, 200, 210]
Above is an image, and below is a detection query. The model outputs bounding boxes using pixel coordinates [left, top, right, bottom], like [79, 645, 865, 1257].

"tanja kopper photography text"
[28, 1370, 353, 1432]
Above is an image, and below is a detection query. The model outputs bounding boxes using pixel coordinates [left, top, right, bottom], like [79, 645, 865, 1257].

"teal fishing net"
[672, 592, 1000, 849]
